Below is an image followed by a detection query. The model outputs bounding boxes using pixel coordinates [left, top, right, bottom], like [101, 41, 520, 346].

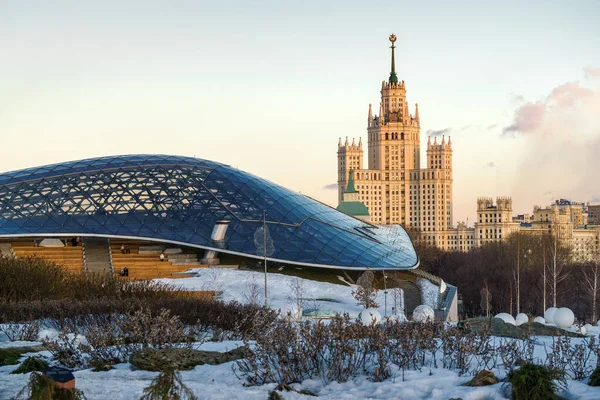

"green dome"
[336, 201, 370, 217]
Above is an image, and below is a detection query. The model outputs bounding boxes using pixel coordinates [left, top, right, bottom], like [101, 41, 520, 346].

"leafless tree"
[480, 281, 492, 318]
[546, 233, 570, 307]
[286, 277, 306, 312]
[583, 254, 600, 322]
[352, 269, 379, 309]
[243, 272, 264, 306]
[202, 267, 224, 292]
[391, 287, 405, 316]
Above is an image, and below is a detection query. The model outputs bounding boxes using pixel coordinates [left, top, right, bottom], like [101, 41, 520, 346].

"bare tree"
[202, 267, 223, 292]
[286, 277, 306, 312]
[583, 254, 600, 322]
[546, 233, 570, 307]
[480, 281, 492, 318]
[391, 287, 405, 316]
[243, 272, 264, 306]
[352, 269, 379, 309]
[542, 242, 547, 312]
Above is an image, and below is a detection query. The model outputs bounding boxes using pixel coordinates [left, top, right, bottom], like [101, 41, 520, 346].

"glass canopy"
[0, 155, 418, 270]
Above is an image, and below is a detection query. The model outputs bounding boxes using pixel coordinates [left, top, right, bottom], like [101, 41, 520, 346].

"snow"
[416, 278, 439, 308]
[2, 269, 600, 399]
[159, 268, 395, 319]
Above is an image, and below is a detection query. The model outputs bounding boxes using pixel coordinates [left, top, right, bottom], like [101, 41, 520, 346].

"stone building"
[587, 204, 600, 225]
[437, 197, 600, 262]
[337, 34, 452, 235]
[334, 34, 598, 263]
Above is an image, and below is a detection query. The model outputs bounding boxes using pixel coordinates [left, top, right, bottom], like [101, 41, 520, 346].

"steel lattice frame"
[0, 155, 418, 270]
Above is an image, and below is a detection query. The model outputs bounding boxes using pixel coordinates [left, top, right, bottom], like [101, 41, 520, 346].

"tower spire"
[415, 103, 420, 124]
[388, 34, 398, 84]
[345, 170, 357, 193]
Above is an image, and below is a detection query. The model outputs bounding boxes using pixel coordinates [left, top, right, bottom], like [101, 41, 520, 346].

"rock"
[130, 346, 250, 371]
[459, 317, 584, 338]
[463, 370, 498, 386]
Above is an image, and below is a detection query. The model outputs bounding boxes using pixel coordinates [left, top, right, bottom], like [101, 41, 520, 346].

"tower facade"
[337, 34, 453, 239]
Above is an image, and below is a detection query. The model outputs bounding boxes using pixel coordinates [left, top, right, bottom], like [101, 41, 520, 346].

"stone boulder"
[459, 317, 583, 338]
[130, 346, 250, 371]
[463, 370, 498, 386]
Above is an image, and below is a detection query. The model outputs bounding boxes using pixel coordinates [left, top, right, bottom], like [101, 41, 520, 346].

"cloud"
[485, 162, 496, 168]
[509, 93, 525, 102]
[584, 66, 600, 79]
[323, 183, 338, 190]
[508, 76, 600, 210]
[487, 124, 497, 130]
[502, 81, 594, 136]
[425, 127, 452, 136]
[502, 102, 546, 135]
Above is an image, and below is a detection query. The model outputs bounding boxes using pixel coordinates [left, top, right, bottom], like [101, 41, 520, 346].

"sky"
[1, 1, 599, 224]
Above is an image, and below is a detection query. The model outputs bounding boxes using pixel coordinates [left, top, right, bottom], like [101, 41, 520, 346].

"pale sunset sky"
[1, 1, 599, 224]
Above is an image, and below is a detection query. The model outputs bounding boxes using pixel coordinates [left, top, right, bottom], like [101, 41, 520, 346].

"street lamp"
[383, 272, 388, 317]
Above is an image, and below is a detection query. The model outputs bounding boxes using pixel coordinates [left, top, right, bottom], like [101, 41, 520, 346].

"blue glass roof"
[0, 155, 418, 270]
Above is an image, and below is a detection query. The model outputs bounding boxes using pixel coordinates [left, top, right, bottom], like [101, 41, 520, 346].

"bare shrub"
[121, 308, 191, 349]
[43, 330, 86, 369]
[498, 336, 535, 375]
[352, 270, 379, 309]
[1, 321, 41, 341]
[544, 334, 598, 380]
[243, 273, 264, 306]
[0, 298, 277, 340]
[0, 256, 185, 304]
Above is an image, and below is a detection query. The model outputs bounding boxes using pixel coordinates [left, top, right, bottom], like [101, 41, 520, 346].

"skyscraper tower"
[337, 34, 453, 244]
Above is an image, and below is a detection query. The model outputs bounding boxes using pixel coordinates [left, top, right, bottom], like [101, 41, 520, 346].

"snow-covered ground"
[158, 268, 394, 319]
[2, 269, 600, 399]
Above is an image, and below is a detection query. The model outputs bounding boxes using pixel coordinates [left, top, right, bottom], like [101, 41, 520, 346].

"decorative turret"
[368, 104, 373, 126]
[388, 34, 398, 84]
[336, 169, 370, 222]
[345, 137, 349, 147]
[415, 103, 420, 125]
[379, 102, 384, 125]
[338, 137, 342, 147]
[358, 137, 362, 148]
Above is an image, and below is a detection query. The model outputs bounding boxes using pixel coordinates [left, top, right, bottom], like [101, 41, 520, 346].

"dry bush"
[43, 331, 86, 369]
[1, 321, 41, 341]
[0, 297, 277, 341]
[0, 256, 184, 304]
[544, 334, 598, 381]
[236, 315, 445, 386]
[121, 308, 191, 349]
